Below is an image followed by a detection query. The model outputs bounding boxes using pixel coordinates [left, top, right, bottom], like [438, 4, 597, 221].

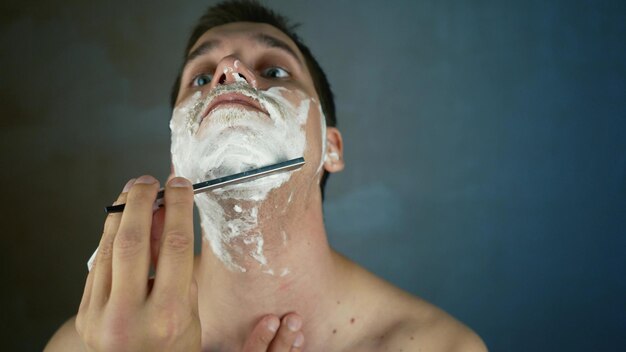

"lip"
[201, 92, 269, 123]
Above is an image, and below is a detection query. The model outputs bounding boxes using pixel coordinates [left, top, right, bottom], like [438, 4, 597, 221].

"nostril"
[218, 70, 248, 85]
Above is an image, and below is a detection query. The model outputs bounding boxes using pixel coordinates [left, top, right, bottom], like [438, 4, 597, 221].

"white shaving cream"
[170, 81, 325, 271]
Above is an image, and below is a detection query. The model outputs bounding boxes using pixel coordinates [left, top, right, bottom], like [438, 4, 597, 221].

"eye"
[192, 73, 213, 87]
[262, 67, 290, 79]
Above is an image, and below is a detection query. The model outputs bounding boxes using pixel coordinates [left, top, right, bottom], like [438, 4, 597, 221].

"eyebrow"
[252, 33, 302, 67]
[185, 39, 221, 65]
[184, 33, 303, 68]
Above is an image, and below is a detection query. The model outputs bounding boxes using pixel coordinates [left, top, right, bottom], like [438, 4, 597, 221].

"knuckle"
[113, 230, 144, 256]
[149, 305, 193, 342]
[98, 329, 126, 350]
[257, 330, 274, 346]
[97, 242, 114, 261]
[97, 310, 136, 349]
[162, 231, 192, 253]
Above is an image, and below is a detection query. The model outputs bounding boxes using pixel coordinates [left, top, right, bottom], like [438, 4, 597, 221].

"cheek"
[272, 89, 324, 159]
[302, 102, 325, 160]
[170, 91, 204, 134]
[274, 87, 311, 114]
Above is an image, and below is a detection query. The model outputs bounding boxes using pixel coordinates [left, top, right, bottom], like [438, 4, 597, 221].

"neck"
[194, 191, 343, 351]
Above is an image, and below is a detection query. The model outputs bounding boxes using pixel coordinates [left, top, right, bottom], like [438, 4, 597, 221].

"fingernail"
[122, 178, 136, 192]
[135, 175, 157, 184]
[286, 315, 302, 332]
[267, 317, 279, 332]
[293, 332, 304, 347]
[168, 177, 191, 188]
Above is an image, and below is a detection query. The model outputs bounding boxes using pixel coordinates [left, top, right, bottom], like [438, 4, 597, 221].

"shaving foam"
[170, 82, 324, 271]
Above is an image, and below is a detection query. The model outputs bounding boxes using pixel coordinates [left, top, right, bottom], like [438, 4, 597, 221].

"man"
[46, 1, 487, 351]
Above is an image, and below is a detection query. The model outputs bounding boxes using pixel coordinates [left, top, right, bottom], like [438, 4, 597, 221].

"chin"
[211, 171, 293, 202]
[198, 147, 289, 179]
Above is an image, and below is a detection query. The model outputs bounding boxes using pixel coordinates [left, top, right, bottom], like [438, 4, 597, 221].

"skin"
[46, 22, 488, 352]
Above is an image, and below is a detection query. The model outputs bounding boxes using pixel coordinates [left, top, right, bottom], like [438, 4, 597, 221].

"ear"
[323, 127, 344, 173]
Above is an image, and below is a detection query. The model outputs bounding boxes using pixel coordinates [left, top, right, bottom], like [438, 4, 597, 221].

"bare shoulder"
[379, 297, 488, 352]
[340, 255, 487, 352]
[44, 316, 86, 352]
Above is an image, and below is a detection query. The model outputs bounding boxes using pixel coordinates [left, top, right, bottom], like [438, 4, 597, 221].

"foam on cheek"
[315, 100, 328, 174]
[169, 85, 313, 271]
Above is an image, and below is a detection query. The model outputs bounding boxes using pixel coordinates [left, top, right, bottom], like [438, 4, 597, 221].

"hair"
[170, 0, 336, 199]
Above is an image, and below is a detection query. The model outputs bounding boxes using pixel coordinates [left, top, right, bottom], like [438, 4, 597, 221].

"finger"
[290, 336, 304, 352]
[152, 177, 195, 300]
[78, 265, 96, 314]
[268, 314, 304, 352]
[241, 315, 280, 352]
[189, 277, 199, 312]
[150, 206, 166, 269]
[91, 178, 135, 305]
[111, 175, 159, 303]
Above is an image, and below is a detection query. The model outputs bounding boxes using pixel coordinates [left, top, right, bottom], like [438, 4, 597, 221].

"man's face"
[168, 22, 342, 271]
[170, 22, 327, 199]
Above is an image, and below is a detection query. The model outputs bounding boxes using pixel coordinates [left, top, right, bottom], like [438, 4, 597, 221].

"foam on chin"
[171, 86, 309, 198]
[169, 84, 312, 271]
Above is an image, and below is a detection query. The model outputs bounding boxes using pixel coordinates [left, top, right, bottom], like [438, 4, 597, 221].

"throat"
[192, 181, 339, 350]
[195, 235, 337, 351]
[196, 196, 290, 273]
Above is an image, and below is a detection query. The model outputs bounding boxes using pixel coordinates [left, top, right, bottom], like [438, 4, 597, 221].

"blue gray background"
[1, 0, 624, 350]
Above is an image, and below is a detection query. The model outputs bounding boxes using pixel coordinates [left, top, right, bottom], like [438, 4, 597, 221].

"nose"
[209, 56, 258, 90]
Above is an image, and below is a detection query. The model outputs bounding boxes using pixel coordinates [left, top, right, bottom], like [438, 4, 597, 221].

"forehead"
[188, 22, 305, 62]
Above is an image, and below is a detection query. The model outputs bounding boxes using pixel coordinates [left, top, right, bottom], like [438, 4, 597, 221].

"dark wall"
[1, 0, 624, 350]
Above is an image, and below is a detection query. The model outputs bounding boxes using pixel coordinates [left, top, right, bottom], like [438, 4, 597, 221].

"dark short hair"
[170, 0, 336, 199]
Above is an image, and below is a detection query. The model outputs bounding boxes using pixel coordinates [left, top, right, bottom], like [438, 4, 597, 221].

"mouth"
[201, 92, 269, 124]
